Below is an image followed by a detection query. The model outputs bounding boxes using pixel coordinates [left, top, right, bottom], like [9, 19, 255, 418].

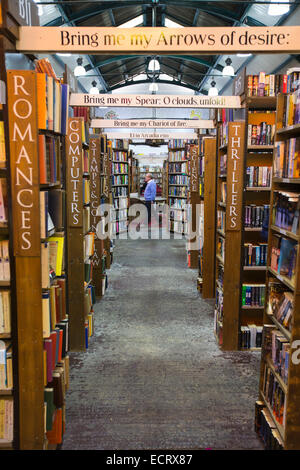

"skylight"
[118, 15, 143, 28]
[165, 18, 184, 28]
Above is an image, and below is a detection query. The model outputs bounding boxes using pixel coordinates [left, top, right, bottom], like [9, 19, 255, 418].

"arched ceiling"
[39, 0, 300, 94]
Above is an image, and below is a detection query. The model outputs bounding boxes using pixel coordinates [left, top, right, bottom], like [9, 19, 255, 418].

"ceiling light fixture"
[74, 58, 86, 77]
[149, 82, 158, 92]
[89, 81, 99, 94]
[148, 58, 160, 73]
[208, 80, 218, 97]
[237, 53, 252, 57]
[222, 58, 235, 77]
[268, 0, 290, 16]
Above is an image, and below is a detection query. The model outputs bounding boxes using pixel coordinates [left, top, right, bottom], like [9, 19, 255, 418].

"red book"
[282, 74, 288, 94]
[38, 135, 47, 184]
[50, 331, 57, 371]
[58, 329, 63, 363]
[44, 338, 53, 384]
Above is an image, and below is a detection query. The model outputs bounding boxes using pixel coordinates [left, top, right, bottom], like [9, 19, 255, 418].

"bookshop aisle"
[62, 236, 263, 450]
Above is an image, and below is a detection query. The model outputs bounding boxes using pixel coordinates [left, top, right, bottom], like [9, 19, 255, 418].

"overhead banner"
[106, 132, 198, 140]
[91, 119, 215, 129]
[71, 94, 241, 109]
[16, 26, 300, 54]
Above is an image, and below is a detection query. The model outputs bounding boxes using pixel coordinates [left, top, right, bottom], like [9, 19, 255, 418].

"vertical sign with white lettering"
[66, 117, 83, 227]
[7, 70, 40, 256]
[190, 144, 199, 192]
[90, 136, 101, 233]
[226, 122, 245, 231]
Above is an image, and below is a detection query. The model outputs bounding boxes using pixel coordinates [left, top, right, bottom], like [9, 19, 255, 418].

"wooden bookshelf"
[256, 91, 300, 450]
[198, 136, 217, 297]
[109, 139, 129, 236]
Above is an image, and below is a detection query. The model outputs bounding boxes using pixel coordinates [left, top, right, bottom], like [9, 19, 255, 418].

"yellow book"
[0, 399, 5, 439]
[0, 121, 6, 168]
[41, 242, 50, 289]
[42, 294, 51, 338]
[47, 236, 64, 277]
[2, 291, 10, 334]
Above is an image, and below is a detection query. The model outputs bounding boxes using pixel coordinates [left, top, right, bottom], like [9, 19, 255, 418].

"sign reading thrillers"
[66, 117, 83, 227]
[226, 122, 245, 231]
[72, 94, 241, 109]
[7, 70, 40, 256]
[17, 26, 300, 54]
[90, 136, 101, 234]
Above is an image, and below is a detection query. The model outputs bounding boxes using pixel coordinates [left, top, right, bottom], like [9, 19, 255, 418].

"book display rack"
[109, 139, 129, 236]
[197, 136, 217, 298]
[129, 152, 139, 194]
[255, 78, 300, 449]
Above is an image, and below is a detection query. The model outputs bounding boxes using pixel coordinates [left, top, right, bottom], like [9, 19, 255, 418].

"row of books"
[217, 210, 225, 232]
[168, 150, 187, 162]
[243, 243, 268, 267]
[42, 281, 67, 338]
[220, 182, 227, 204]
[41, 237, 64, 288]
[0, 341, 12, 390]
[43, 320, 68, 385]
[111, 220, 127, 234]
[0, 240, 9, 281]
[168, 187, 188, 197]
[0, 398, 13, 442]
[219, 122, 228, 147]
[272, 191, 300, 234]
[286, 68, 300, 93]
[217, 236, 225, 262]
[169, 175, 189, 185]
[111, 175, 128, 186]
[111, 163, 128, 174]
[84, 232, 95, 260]
[0, 291, 10, 335]
[168, 139, 189, 149]
[219, 153, 227, 176]
[240, 324, 263, 349]
[112, 208, 128, 221]
[73, 106, 89, 123]
[246, 166, 272, 188]
[214, 287, 224, 325]
[83, 149, 90, 174]
[168, 162, 189, 174]
[170, 219, 187, 234]
[247, 123, 275, 146]
[111, 151, 128, 162]
[269, 328, 290, 385]
[109, 139, 129, 150]
[168, 198, 186, 209]
[255, 402, 283, 450]
[267, 280, 293, 331]
[245, 204, 269, 228]
[283, 89, 300, 127]
[40, 190, 65, 238]
[247, 73, 287, 97]
[39, 135, 61, 185]
[113, 197, 128, 210]
[270, 235, 297, 282]
[170, 210, 187, 222]
[241, 284, 266, 307]
[274, 139, 300, 179]
[262, 363, 286, 426]
[112, 187, 128, 197]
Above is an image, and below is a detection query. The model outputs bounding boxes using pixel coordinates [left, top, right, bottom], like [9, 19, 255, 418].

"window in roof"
[165, 18, 184, 28]
[133, 74, 148, 81]
[117, 15, 143, 28]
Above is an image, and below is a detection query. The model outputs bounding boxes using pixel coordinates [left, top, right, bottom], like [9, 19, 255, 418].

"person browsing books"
[144, 173, 156, 226]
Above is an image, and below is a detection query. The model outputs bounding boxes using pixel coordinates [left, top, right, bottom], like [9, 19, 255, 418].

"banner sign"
[190, 145, 199, 192]
[71, 94, 241, 109]
[91, 119, 215, 129]
[16, 26, 300, 54]
[66, 117, 83, 227]
[226, 121, 245, 231]
[106, 132, 198, 140]
[7, 70, 40, 256]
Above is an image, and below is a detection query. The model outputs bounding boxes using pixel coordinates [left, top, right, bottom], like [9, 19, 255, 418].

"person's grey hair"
[146, 173, 152, 179]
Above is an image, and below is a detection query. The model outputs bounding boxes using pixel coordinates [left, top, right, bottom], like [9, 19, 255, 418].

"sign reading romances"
[226, 122, 245, 231]
[7, 70, 40, 256]
[91, 119, 215, 129]
[16, 26, 300, 55]
[66, 117, 83, 227]
[72, 93, 241, 109]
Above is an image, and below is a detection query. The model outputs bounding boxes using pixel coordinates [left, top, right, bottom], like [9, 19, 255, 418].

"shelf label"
[91, 119, 215, 129]
[17, 26, 300, 54]
[226, 121, 245, 231]
[71, 93, 241, 109]
[190, 144, 199, 192]
[7, 70, 40, 256]
[90, 136, 101, 235]
[66, 117, 83, 227]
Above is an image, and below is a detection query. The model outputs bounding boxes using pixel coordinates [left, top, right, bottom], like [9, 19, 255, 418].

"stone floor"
[62, 233, 264, 450]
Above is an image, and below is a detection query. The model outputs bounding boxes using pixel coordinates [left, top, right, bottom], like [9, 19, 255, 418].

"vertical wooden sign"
[7, 70, 40, 256]
[190, 144, 199, 192]
[225, 121, 245, 231]
[90, 136, 101, 233]
[66, 117, 83, 227]
[102, 146, 110, 198]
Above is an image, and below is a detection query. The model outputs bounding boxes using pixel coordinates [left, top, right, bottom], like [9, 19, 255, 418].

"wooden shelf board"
[270, 225, 299, 241]
[276, 123, 300, 137]
[244, 227, 262, 232]
[246, 96, 277, 109]
[0, 333, 11, 339]
[266, 312, 291, 341]
[243, 266, 266, 271]
[0, 441, 13, 449]
[241, 305, 264, 310]
[265, 356, 288, 394]
[273, 177, 300, 185]
[246, 187, 271, 191]
[0, 281, 10, 287]
[0, 389, 13, 395]
[268, 267, 295, 291]
[247, 145, 274, 151]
